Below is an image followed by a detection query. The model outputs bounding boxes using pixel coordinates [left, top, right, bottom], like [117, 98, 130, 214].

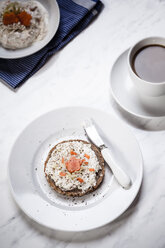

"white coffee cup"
[128, 37, 165, 97]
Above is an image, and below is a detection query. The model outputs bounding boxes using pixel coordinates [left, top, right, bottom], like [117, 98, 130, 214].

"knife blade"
[83, 118, 131, 189]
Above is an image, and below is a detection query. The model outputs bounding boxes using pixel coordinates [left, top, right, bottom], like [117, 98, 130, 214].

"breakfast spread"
[0, 0, 48, 49]
[44, 140, 105, 197]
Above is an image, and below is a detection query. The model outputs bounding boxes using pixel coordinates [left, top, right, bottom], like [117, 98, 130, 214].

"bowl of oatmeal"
[0, 0, 60, 58]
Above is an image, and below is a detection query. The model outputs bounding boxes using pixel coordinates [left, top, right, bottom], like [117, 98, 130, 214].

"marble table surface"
[1, 0, 165, 247]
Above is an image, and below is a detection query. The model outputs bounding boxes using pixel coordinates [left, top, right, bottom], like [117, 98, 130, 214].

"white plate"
[8, 107, 143, 232]
[110, 49, 165, 119]
[0, 0, 60, 59]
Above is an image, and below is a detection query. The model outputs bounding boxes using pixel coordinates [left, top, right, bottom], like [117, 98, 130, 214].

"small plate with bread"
[8, 107, 143, 231]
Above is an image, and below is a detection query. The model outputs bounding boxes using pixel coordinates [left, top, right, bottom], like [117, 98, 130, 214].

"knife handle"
[101, 148, 131, 189]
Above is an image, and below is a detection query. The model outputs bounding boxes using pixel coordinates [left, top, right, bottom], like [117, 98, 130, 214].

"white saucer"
[8, 107, 143, 232]
[110, 49, 165, 118]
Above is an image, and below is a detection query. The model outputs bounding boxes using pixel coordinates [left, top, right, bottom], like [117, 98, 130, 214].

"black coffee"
[132, 45, 165, 83]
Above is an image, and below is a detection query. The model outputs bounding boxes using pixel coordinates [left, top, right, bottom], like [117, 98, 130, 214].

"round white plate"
[110, 49, 165, 119]
[8, 107, 143, 232]
[0, 0, 60, 59]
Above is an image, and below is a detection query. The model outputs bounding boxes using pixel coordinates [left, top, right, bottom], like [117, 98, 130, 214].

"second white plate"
[0, 0, 60, 59]
[8, 107, 143, 231]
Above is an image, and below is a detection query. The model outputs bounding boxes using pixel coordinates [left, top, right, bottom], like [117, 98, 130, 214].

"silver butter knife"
[83, 119, 131, 189]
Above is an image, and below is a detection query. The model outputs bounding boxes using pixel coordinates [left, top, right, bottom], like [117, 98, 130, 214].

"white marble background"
[1, 0, 165, 247]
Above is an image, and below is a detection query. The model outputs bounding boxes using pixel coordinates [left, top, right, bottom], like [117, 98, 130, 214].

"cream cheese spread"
[45, 141, 102, 193]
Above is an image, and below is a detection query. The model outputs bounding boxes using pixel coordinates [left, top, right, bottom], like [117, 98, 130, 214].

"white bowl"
[128, 37, 165, 97]
[0, 0, 60, 59]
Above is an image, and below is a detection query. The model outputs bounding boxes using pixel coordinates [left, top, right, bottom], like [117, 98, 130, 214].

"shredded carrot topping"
[80, 159, 86, 165]
[77, 177, 84, 183]
[59, 172, 66, 176]
[61, 157, 64, 163]
[89, 168, 95, 172]
[84, 162, 88, 165]
[3, 12, 19, 25]
[17, 11, 32, 27]
[84, 154, 90, 159]
[70, 150, 77, 156]
[3, 10, 32, 26]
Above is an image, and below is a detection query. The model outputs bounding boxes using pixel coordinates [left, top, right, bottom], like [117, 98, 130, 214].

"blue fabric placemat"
[0, 0, 103, 89]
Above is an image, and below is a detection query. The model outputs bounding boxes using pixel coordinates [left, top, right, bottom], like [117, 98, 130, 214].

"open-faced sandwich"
[44, 140, 105, 197]
[0, 0, 48, 49]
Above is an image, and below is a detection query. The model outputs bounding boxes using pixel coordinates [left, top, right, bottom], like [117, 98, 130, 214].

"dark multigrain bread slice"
[44, 139, 105, 197]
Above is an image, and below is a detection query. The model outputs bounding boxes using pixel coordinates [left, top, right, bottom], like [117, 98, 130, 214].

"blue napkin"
[0, 0, 103, 89]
